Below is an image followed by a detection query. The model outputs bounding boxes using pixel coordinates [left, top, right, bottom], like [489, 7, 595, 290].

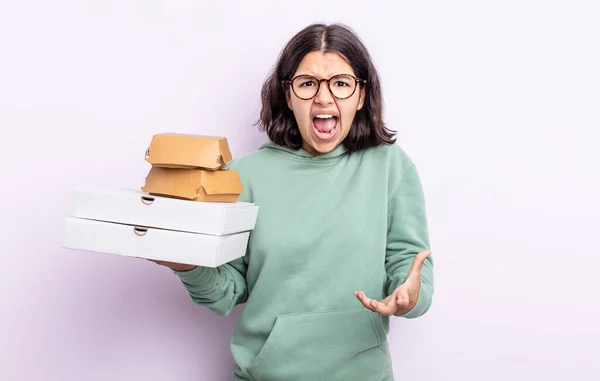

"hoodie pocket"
[247, 307, 390, 381]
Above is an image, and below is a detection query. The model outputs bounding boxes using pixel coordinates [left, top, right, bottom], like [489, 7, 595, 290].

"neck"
[302, 142, 322, 156]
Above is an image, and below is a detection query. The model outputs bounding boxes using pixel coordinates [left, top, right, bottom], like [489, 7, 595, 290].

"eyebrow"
[294, 72, 353, 78]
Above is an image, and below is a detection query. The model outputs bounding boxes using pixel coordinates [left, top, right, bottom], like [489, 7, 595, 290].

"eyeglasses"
[282, 74, 367, 100]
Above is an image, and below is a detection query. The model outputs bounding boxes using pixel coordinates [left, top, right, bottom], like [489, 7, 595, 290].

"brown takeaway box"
[141, 167, 243, 203]
[145, 133, 233, 170]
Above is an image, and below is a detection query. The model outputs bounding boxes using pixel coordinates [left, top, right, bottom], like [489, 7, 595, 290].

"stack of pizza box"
[62, 133, 258, 267]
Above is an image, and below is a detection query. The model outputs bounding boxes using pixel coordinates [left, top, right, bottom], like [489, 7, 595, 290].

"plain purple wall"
[1, 1, 599, 380]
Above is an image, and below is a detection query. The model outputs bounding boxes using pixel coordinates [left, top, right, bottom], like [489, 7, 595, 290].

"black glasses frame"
[282, 74, 367, 100]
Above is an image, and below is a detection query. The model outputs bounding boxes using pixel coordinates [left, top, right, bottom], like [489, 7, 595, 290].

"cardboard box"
[141, 167, 243, 202]
[62, 217, 250, 267]
[145, 133, 233, 170]
[70, 188, 258, 236]
[141, 167, 243, 203]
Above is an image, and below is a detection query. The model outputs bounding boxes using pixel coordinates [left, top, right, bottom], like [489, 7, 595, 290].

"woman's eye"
[334, 81, 349, 87]
[300, 81, 315, 87]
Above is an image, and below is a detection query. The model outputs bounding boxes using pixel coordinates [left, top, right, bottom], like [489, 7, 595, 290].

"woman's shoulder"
[363, 142, 415, 170]
[224, 145, 276, 172]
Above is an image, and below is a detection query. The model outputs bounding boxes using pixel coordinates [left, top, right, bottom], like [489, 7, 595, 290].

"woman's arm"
[173, 256, 249, 316]
[384, 163, 434, 318]
[169, 156, 251, 316]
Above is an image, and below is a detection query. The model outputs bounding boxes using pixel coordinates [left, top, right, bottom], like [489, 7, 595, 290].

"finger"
[354, 291, 396, 316]
[371, 300, 396, 316]
[354, 290, 377, 310]
[146, 259, 175, 268]
[382, 293, 395, 305]
[395, 290, 411, 309]
[390, 286, 408, 306]
[407, 250, 431, 278]
[372, 289, 400, 309]
[354, 291, 375, 309]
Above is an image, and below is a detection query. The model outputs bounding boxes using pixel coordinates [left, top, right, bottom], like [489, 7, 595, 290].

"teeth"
[315, 114, 335, 119]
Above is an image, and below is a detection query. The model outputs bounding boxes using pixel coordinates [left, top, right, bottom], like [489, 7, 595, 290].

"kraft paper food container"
[144, 133, 233, 170]
[141, 167, 243, 203]
[70, 188, 258, 236]
[62, 217, 250, 267]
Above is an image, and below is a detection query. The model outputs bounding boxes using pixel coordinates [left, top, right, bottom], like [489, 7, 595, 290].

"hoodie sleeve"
[384, 163, 435, 319]
[172, 158, 249, 317]
[173, 256, 248, 316]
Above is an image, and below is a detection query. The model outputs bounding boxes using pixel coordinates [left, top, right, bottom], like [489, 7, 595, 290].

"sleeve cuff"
[174, 266, 218, 290]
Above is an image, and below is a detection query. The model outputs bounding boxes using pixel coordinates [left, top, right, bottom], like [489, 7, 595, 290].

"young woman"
[154, 23, 434, 381]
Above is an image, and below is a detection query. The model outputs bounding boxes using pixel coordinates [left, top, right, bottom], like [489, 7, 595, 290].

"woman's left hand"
[354, 250, 431, 316]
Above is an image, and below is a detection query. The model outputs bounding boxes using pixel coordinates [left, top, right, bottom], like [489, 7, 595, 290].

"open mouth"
[312, 114, 338, 141]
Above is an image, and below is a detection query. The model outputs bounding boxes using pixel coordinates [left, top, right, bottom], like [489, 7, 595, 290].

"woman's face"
[286, 51, 365, 156]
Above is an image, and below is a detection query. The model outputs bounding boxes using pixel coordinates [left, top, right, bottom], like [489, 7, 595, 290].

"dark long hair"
[258, 23, 396, 153]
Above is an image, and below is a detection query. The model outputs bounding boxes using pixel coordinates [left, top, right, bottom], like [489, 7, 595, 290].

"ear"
[285, 88, 293, 110]
[357, 86, 366, 111]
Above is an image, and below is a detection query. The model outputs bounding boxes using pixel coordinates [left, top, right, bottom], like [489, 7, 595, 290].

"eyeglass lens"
[292, 75, 357, 99]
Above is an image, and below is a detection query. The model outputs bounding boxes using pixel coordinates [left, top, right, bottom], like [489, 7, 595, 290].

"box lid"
[69, 188, 258, 235]
[145, 133, 233, 170]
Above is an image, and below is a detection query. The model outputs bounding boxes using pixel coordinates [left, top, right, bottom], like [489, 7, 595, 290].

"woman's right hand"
[146, 259, 197, 272]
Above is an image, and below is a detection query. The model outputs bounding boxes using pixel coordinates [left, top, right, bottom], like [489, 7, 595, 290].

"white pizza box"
[70, 188, 258, 236]
[62, 217, 250, 267]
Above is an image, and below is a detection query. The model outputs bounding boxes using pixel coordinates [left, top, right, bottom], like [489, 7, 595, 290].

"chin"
[306, 139, 340, 155]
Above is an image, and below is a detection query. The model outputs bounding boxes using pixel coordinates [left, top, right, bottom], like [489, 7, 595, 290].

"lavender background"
[1, 1, 599, 380]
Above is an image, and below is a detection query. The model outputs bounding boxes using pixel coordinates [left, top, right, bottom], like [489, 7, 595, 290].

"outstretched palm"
[354, 250, 431, 316]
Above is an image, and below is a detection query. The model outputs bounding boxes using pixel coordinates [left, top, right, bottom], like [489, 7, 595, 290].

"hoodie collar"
[259, 142, 348, 160]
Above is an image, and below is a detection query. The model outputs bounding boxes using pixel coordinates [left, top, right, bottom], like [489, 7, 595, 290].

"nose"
[314, 79, 334, 105]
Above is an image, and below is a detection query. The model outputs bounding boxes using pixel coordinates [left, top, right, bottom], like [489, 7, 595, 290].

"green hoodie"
[175, 142, 434, 381]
